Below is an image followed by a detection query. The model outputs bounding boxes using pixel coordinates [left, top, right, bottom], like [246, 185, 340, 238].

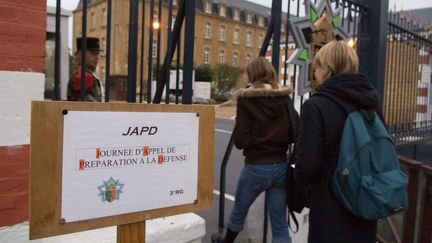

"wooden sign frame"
[29, 101, 214, 240]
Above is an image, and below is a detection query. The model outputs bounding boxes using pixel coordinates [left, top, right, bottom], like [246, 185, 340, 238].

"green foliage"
[212, 64, 243, 102]
[195, 64, 213, 82]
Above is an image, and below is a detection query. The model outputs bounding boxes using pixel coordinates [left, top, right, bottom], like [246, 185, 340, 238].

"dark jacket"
[233, 84, 294, 164]
[295, 73, 378, 243]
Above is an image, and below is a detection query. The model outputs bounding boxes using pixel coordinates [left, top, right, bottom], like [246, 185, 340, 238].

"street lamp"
[347, 38, 356, 48]
[153, 21, 160, 30]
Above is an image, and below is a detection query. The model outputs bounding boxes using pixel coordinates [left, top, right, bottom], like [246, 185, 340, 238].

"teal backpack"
[322, 93, 408, 220]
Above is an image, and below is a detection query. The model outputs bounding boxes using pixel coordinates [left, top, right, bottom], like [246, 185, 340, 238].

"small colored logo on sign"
[97, 177, 124, 203]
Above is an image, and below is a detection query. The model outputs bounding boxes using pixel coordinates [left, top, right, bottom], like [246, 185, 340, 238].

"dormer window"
[220, 5, 226, 17]
[234, 10, 240, 21]
[258, 16, 264, 27]
[205, 1, 211, 14]
[247, 13, 253, 24]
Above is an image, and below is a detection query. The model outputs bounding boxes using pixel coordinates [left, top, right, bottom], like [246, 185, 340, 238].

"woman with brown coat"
[220, 57, 295, 243]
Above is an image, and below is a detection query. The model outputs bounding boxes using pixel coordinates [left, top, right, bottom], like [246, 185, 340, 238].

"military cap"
[76, 37, 100, 51]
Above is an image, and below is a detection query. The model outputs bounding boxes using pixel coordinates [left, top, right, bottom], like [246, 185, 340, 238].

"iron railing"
[377, 156, 432, 243]
[385, 12, 432, 145]
[54, 0, 195, 104]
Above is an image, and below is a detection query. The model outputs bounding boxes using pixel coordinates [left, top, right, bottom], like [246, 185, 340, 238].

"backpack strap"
[285, 97, 301, 232]
[288, 210, 300, 233]
[286, 96, 298, 138]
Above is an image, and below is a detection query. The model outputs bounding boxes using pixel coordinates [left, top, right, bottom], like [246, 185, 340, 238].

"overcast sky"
[47, 0, 432, 11]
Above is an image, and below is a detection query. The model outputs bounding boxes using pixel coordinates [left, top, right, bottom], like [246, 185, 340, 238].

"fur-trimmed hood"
[236, 84, 293, 99]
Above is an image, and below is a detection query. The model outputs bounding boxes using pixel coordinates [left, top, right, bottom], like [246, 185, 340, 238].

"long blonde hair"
[245, 57, 279, 88]
[313, 40, 359, 81]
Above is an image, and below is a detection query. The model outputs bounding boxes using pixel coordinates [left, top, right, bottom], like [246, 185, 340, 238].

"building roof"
[392, 7, 432, 33]
[403, 7, 432, 24]
[77, 0, 289, 20]
[214, 0, 272, 16]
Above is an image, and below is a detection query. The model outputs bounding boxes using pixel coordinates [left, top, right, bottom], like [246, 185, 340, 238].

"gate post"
[182, 0, 195, 104]
[357, 0, 389, 108]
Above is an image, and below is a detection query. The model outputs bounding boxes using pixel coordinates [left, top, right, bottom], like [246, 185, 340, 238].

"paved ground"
[215, 104, 236, 120]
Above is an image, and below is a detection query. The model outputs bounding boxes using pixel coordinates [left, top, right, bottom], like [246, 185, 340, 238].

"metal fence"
[384, 12, 432, 145]
[377, 156, 432, 243]
[54, 0, 196, 104]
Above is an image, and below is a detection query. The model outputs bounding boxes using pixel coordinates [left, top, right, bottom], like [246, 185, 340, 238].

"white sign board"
[421, 64, 431, 83]
[61, 111, 199, 223]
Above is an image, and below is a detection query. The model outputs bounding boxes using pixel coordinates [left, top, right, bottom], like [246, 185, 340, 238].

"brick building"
[73, 0, 291, 92]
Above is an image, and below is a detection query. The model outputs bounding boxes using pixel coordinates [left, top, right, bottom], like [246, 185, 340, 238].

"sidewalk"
[215, 102, 236, 120]
[0, 213, 205, 243]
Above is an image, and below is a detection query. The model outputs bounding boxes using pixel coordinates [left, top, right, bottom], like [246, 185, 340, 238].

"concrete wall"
[0, 0, 46, 227]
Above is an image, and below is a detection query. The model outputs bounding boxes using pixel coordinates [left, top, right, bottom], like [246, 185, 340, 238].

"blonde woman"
[220, 57, 295, 243]
[295, 40, 378, 242]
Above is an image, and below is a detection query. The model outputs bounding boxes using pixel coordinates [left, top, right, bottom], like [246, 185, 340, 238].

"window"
[90, 12, 96, 30]
[258, 34, 264, 47]
[101, 37, 106, 53]
[258, 16, 264, 27]
[100, 66, 106, 83]
[246, 54, 252, 65]
[281, 23, 286, 33]
[247, 13, 253, 24]
[204, 22, 211, 39]
[232, 52, 239, 67]
[246, 31, 252, 46]
[218, 49, 225, 64]
[234, 10, 240, 21]
[204, 47, 210, 64]
[233, 29, 240, 44]
[152, 40, 157, 58]
[205, 1, 212, 13]
[153, 10, 159, 21]
[102, 8, 107, 27]
[219, 25, 225, 41]
[220, 5, 226, 17]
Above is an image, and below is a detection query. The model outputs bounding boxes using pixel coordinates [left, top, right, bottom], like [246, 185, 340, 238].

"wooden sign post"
[29, 101, 214, 242]
[117, 222, 145, 243]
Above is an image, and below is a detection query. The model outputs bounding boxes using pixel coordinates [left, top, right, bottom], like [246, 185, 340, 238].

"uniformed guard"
[67, 37, 103, 102]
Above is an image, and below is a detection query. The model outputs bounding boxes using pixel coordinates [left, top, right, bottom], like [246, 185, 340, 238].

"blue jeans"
[228, 162, 291, 243]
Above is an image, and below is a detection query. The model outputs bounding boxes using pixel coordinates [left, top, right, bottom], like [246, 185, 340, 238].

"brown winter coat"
[233, 84, 294, 164]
